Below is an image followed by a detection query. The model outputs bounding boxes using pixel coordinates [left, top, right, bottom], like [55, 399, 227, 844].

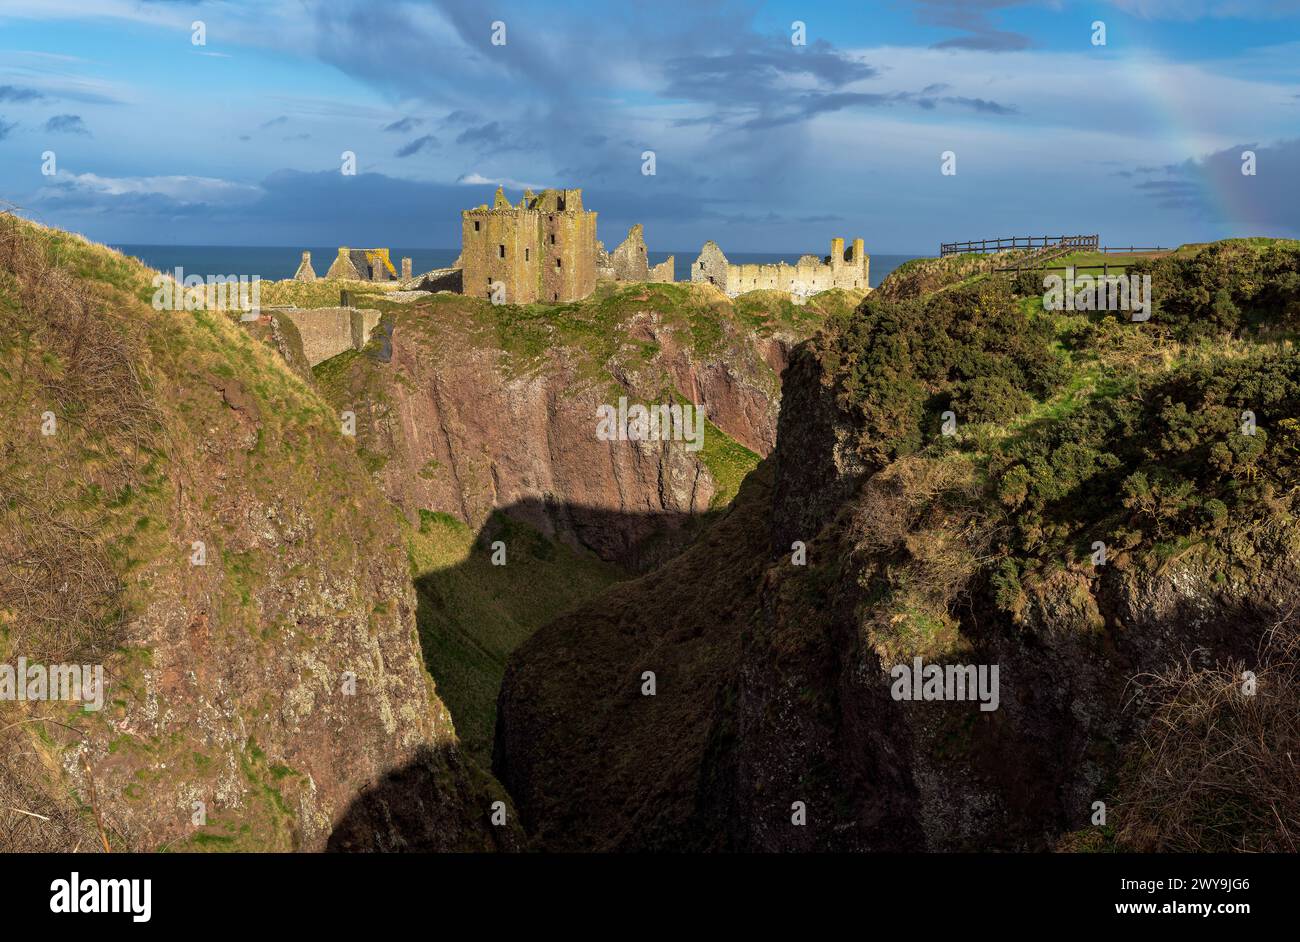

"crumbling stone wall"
[596, 224, 675, 284]
[692, 240, 732, 290]
[690, 237, 869, 298]
[649, 256, 674, 283]
[461, 187, 597, 303]
[325, 248, 362, 281]
[416, 267, 463, 293]
[322, 247, 397, 282]
[294, 251, 317, 282]
[610, 224, 650, 280]
[268, 306, 381, 366]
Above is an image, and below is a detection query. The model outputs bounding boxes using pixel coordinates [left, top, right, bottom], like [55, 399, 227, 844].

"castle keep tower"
[461, 187, 597, 304]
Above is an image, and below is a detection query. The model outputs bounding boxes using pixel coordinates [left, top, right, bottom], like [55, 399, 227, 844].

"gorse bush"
[989, 351, 1300, 565]
[1127, 240, 1300, 340]
[817, 238, 1300, 590]
[816, 280, 1066, 465]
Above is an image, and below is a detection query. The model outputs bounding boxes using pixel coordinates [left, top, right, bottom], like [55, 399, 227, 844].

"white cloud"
[50, 171, 263, 204]
[456, 172, 546, 190]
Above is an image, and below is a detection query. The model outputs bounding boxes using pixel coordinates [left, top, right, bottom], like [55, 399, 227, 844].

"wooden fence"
[939, 234, 1099, 257]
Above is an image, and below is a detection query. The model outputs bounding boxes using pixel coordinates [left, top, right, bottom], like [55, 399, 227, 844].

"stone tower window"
[525, 248, 530, 261]
[550, 234, 556, 245]
[555, 258, 562, 269]
[499, 244, 506, 258]
[474, 220, 481, 232]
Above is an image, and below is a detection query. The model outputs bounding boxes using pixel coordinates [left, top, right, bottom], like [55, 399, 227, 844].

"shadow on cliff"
[326, 742, 524, 852]
[327, 495, 726, 852]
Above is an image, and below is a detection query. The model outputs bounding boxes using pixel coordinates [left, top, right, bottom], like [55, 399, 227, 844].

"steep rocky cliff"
[0, 216, 515, 852]
[312, 283, 857, 571]
[495, 240, 1300, 852]
[303, 281, 853, 767]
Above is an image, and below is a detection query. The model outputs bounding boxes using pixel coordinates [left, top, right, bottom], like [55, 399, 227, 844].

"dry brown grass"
[1114, 621, 1300, 852]
[850, 455, 997, 595]
[0, 211, 158, 663]
[848, 455, 999, 660]
[0, 210, 160, 850]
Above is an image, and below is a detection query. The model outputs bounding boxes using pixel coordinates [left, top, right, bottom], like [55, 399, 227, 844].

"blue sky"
[1, 0, 1298, 254]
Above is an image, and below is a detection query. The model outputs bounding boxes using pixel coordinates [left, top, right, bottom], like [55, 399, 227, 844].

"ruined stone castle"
[294, 247, 412, 283]
[691, 238, 869, 298]
[289, 188, 865, 306]
[596, 224, 674, 284]
[461, 187, 598, 303]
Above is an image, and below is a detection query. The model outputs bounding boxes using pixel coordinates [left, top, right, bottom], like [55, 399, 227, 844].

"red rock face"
[349, 300, 805, 569]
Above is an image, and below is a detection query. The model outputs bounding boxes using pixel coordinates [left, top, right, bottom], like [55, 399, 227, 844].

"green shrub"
[817, 280, 1066, 465]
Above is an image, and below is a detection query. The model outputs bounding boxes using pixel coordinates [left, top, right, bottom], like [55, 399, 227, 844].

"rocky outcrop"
[374, 338, 717, 569]
[324, 285, 822, 570]
[0, 216, 511, 852]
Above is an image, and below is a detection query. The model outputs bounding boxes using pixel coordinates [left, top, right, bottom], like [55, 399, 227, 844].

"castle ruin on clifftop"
[291, 187, 868, 304]
[461, 187, 598, 303]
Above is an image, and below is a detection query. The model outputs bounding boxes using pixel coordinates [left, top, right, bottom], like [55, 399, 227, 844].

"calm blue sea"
[111, 245, 920, 290]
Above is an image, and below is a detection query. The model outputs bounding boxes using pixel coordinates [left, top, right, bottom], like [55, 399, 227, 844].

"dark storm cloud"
[1130, 139, 1300, 236]
[383, 117, 421, 133]
[910, 0, 1034, 52]
[743, 89, 1019, 128]
[660, 38, 878, 106]
[943, 96, 1018, 114]
[739, 91, 898, 130]
[45, 114, 90, 135]
[26, 168, 719, 247]
[455, 121, 532, 152]
[395, 134, 438, 157]
[0, 85, 46, 102]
